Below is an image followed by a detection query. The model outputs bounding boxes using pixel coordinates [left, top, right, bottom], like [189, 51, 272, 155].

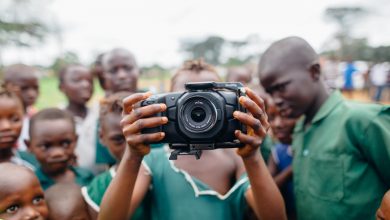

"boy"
[45, 183, 91, 220]
[0, 163, 48, 220]
[377, 190, 390, 220]
[258, 36, 390, 220]
[26, 108, 94, 190]
[266, 98, 297, 219]
[0, 85, 35, 169]
[94, 48, 141, 168]
[59, 64, 99, 173]
[82, 92, 150, 220]
[226, 66, 252, 85]
[98, 59, 287, 220]
[4, 64, 40, 151]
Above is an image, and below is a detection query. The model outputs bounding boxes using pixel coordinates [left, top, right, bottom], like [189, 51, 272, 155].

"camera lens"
[180, 96, 217, 133]
[191, 107, 206, 122]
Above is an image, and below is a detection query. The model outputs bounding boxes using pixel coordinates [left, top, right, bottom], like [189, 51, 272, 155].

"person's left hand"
[233, 88, 270, 159]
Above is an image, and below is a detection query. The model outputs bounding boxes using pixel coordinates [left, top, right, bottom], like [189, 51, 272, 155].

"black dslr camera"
[141, 82, 247, 160]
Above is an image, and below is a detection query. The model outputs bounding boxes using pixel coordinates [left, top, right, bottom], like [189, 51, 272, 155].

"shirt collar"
[294, 90, 343, 132]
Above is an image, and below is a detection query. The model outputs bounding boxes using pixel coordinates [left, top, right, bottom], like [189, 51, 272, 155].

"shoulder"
[81, 169, 114, 211]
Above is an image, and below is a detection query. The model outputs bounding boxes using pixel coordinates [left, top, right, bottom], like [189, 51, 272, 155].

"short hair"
[102, 48, 137, 71]
[58, 63, 84, 85]
[4, 64, 38, 83]
[29, 108, 75, 137]
[0, 82, 24, 109]
[170, 59, 221, 91]
[99, 91, 132, 124]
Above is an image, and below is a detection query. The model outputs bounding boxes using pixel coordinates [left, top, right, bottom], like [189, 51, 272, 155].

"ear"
[309, 63, 321, 81]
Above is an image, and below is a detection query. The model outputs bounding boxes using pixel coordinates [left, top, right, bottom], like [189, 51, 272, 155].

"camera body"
[141, 82, 247, 159]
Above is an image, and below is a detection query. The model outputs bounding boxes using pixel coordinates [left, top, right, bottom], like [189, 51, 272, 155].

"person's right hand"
[121, 92, 168, 157]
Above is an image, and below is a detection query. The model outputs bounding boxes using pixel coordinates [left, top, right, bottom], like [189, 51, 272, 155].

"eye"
[11, 115, 21, 123]
[5, 204, 19, 214]
[32, 195, 45, 205]
[111, 135, 125, 145]
[39, 143, 50, 151]
[60, 139, 72, 148]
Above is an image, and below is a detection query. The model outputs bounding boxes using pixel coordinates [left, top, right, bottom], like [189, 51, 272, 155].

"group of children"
[0, 37, 389, 220]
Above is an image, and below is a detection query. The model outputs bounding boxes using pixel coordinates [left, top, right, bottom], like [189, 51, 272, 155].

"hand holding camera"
[121, 82, 269, 160]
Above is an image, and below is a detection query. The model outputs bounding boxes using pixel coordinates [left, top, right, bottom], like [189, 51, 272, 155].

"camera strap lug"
[169, 148, 203, 160]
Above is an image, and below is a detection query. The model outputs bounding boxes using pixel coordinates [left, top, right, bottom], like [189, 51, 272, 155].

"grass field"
[35, 76, 171, 109]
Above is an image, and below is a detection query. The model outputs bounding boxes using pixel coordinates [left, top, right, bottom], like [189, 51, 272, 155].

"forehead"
[64, 66, 91, 79]
[0, 169, 40, 197]
[0, 96, 23, 113]
[31, 119, 75, 139]
[14, 76, 38, 86]
[172, 70, 220, 92]
[101, 113, 122, 132]
[105, 53, 136, 68]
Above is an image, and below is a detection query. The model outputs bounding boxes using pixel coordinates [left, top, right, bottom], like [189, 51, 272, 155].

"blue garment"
[344, 63, 357, 90]
[272, 143, 295, 216]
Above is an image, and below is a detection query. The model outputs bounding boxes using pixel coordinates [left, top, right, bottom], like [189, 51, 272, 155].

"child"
[266, 98, 297, 219]
[26, 108, 94, 190]
[0, 85, 35, 169]
[377, 190, 390, 220]
[226, 66, 252, 85]
[0, 163, 48, 220]
[94, 48, 140, 169]
[98, 59, 287, 220]
[258, 36, 390, 220]
[4, 64, 40, 151]
[45, 183, 91, 220]
[82, 92, 150, 220]
[59, 64, 100, 173]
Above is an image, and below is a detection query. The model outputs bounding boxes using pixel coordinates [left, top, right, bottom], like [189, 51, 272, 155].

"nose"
[26, 88, 38, 99]
[22, 206, 40, 220]
[273, 115, 283, 129]
[80, 79, 92, 90]
[49, 147, 66, 159]
[0, 118, 11, 132]
[273, 95, 284, 108]
[117, 68, 128, 79]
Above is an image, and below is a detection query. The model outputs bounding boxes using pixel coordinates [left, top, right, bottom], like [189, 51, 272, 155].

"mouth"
[46, 158, 68, 164]
[0, 134, 17, 144]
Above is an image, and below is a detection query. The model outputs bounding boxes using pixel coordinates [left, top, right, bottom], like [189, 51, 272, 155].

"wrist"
[241, 150, 262, 164]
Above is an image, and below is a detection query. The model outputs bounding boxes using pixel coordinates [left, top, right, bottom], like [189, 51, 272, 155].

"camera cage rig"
[168, 81, 247, 160]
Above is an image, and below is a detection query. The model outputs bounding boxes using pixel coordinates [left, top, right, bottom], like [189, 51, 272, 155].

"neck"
[42, 166, 68, 178]
[0, 148, 14, 162]
[66, 102, 87, 119]
[304, 83, 329, 125]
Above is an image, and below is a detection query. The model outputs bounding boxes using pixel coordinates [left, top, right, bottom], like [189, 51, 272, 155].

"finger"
[123, 117, 168, 135]
[239, 96, 265, 120]
[233, 111, 267, 136]
[126, 132, 165, 146]
[244, 87, 265, 110]
[235, 130, 263, 147]
[121, 104, 167, 127]
[122, 92, 152, 114]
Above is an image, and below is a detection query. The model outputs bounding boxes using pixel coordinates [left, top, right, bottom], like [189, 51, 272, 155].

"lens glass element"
[190, 107, 206, 122]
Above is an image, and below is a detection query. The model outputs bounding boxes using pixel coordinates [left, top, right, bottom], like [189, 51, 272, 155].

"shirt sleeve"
[362, 106, 390, 186]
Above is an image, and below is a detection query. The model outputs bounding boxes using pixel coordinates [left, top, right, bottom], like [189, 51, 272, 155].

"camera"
[141, 82, 247, 160]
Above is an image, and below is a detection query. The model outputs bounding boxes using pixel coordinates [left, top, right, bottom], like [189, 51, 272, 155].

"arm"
[234, 88, 287, 220]
[98, 92, 168, 220]
[268, 156, 293, 189]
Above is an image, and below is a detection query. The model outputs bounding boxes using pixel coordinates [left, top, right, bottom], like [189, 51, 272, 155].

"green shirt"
[81, 167, 150, 220]
[292, 91, 390, 220]
[35, 166, 94, 190]
[143, 147, 250, 220]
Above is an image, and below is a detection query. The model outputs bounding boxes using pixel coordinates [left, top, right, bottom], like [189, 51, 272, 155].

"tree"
[180, 36, 225, 65]
[324, 6, 367, 59]
[50, 51, 80, 75]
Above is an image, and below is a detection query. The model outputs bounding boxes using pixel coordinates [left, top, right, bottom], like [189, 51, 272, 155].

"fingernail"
[160, 104, 167, 110]
[144, 92, 152, 98]
[233, 111, 239, 118]
[162, 117, 168, 123]
[160, 132, 165, 137]
[239, 96, 246, 104]
[235, 130, 240, 136]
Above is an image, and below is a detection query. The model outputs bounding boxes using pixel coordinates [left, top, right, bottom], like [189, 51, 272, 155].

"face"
[267, 101, 297, 144]
[61, 66, 93, 105]
[48, 202, 90, 220]
[28, 119, 77, 175]
[377, 191, 390, 220]
[227, 68, 251, 85]
[14, 77, 39, 108]
[0, 171, 48, 220]
[104, 54, 138, 93]
[100, 113, 126, 161]
[260, 66, 316, 119]
[171, 70, 220, 92]
[0, 97, 23, 150]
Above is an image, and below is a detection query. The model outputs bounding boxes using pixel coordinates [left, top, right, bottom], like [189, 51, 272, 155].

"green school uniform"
[142, 147, 250, 220]
[35, 166, 94, 190]
[81, 167, 150, 220]
[292, 91, 390, 220]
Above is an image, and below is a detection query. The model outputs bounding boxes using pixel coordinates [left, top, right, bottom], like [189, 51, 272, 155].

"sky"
[2, 0, 390, 67]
